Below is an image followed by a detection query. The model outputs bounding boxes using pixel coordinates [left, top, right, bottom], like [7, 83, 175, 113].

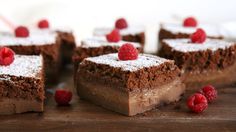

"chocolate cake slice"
[159, 38, 236, 89]
[0, 55, 44, 114]
[93, 26, 145, 47]
[73, 37, 143, 72]
[0, 31, 60, 83]
[76, 53, 185, 116]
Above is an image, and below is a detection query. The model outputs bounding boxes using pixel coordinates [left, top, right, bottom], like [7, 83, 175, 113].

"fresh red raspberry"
[0, 47, 15, 66]
[183, 17, 198, 27]
[15, 26, 29, 37]
[191, 28, 206, 43]
[187, 93, 208, 113]
[199, 85, 217, 103]
[54, 89, 72, 106]
[106, 29, 121, 42]
[118, 43, 138, 60]
[115, 18, 128, 29]
[38, 19, 50, 29]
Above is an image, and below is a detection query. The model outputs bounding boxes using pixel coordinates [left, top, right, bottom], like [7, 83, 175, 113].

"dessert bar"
[76, 53, 185, 116]
[0, 55, 44, 114]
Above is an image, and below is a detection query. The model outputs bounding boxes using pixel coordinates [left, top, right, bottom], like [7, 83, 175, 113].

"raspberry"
[38, 19, 49, 29]
[187, 93, 208, 113]
[183, 17, 198, 27]
[115, 18, 128, 29]
[0, 47, 15, 66]
[118, 43, 138, 60]
[106, 29, 121, 42]
[199, 85, 217, 103]
[190, 28, 206, 43]
[54, 89, 72, 106]
[15, 26, 29, 37]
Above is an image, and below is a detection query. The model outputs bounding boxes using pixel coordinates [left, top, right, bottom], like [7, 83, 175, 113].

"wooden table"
[0, 66, 236, 132]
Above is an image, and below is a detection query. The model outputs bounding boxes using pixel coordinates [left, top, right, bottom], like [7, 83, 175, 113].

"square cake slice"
[76, 53, 185, 116]
[73, 37, 143, 72]
[0, 55, 44, 114]
[159, 38, 236, 89]
[93, 26, 145, 47]
[0, 31, 60, 83]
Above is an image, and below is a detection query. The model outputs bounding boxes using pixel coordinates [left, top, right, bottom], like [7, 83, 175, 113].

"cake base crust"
[0, 98, 43, 115]
[77, 77, 185, 116]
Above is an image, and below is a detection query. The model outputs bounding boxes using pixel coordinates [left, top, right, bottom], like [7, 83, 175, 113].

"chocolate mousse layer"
[76, 53, 185, 116]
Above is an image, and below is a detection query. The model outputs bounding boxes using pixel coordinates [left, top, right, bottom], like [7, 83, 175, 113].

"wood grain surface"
[0, 66, 235, 132]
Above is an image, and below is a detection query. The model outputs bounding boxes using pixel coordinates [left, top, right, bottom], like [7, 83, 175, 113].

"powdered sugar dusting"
[161, 23, 222, 37]
[93, 26, 145, 36]
[163, 39, 235, 52]
[81, 37, 141, 48]
[0, 30, 56, 46]
[84, 53, 169, 71]
[0, 55, 43, 78]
